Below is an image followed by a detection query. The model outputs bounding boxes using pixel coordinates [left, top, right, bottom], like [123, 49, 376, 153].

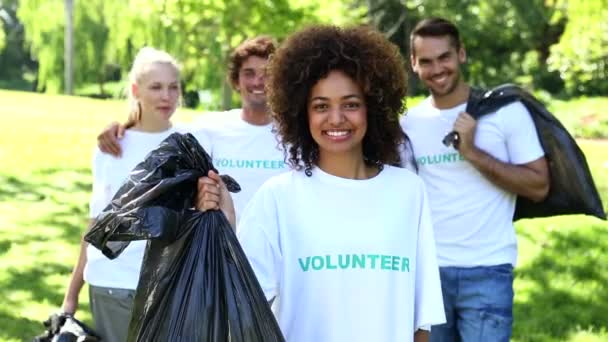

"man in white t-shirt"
[402, 17, 550, 342]
[98, 36, 287, 219]
[188, 36, 287, 221]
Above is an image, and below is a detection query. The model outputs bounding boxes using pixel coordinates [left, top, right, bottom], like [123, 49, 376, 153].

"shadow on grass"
[514, 224, 608, 341]
[0, 168, 100, 340]
[0, 168, 91, 203]
[0, 310, 43, 341]
[0, 263, 73, 340]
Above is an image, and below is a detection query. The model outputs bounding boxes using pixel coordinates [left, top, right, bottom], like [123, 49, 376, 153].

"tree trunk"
[64, 0, 74, 95]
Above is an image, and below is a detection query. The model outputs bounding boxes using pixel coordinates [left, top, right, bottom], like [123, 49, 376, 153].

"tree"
[548, 0, 608, 96]
[18, 0, 114, 93]
[1, 0, 36, 86]
[363, 0, 568, 94]
[17, 0, 351, 105]
[64, 0, 73, 94]
[105, 0, 325, 109]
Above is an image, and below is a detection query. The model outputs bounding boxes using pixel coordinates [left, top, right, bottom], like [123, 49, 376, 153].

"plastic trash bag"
[33, 313, 100, 342]
[84, 132, 285, 342]
[444, 84, 605, 221]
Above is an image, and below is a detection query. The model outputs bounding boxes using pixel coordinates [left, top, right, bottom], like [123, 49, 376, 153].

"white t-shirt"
[401, 98, 544, 267]
[190, 109, 288, 222]
[237, 166, 445, 341]
[85, 127, 178, 289]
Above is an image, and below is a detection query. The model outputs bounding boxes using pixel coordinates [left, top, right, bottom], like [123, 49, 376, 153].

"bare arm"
[61, 219, 95, 314]
[455, 112, 550, 202]
[414, 329, 429, 342]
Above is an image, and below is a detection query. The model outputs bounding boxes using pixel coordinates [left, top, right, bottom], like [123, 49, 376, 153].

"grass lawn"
[0, 89, 607, 341]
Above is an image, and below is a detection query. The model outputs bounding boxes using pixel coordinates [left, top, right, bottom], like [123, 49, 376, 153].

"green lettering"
[325, 255, 337, 270]
[352, 254, 365, 269]
[381, 255, 391, 270]
[368, 254, 380, 269]
[401, 257, 410, 272]
[312, 256, 324, 270]
[245, 160, 255, 168]
[338, 254, 350, 269]
[263, 160, 271, 169]
[298, 257, 311, 272]
[391, 256, 400, 271]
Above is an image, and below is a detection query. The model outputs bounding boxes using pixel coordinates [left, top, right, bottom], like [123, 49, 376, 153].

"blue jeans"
[430, 264, 514, 342]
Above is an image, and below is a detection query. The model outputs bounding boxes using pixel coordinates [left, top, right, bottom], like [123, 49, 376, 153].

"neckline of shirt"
[308, 164, 388, 187]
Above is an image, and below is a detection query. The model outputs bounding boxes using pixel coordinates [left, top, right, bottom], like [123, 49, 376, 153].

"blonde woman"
[61, 47, 181, 342]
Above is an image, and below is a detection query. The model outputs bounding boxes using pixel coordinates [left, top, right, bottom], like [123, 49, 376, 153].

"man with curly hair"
[402, 17, 550, 342]
[97, 36, 287, 222]
[197, 25, 446, 342]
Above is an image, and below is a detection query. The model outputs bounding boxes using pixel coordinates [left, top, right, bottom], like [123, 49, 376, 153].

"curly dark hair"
[267, 25, 408, 174]
[227, 36, 276, 89]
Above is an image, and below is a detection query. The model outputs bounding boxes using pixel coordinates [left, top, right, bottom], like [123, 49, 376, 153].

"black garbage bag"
[443, 84, 606, 221]
[33, 313, 100, 342]
[84, 132, 285, 342]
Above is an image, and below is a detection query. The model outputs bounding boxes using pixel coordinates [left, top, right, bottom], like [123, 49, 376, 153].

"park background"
[0, 0, 606, 341]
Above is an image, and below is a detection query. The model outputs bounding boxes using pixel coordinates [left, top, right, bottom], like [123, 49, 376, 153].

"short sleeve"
[500, 101, 545, 165]
[88, 148, 112, 218]
[414, 181, 446, 329]
[236, 182, 282, 300]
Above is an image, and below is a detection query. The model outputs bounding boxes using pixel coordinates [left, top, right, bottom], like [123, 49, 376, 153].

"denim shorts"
[430, 264, 514, 342]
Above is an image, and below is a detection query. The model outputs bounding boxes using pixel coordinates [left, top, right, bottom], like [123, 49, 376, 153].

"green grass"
[513, 139, 608, 342]
[0, 89, 607, 341]
[549, 97, 608, 139]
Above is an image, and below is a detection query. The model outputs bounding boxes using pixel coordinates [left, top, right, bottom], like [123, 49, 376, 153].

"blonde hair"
[126, 47, 181, 127]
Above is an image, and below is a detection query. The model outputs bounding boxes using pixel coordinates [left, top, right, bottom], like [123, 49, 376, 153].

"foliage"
[362, 0, 562, 93]
[549, 97, 608, 139]
[104, 0, 319, 109]
[0, 0, 35, 83]
[0, 22, 5, 51]
[364, 0, 605, 97]
[17, 0, 115, 93]
[548, 0, 608, 96]
[15, 0, 364, 106]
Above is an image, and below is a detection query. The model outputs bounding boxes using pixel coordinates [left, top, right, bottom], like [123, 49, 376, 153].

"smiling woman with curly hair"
[267, 25, 407, 175]
[196, 25, 445, 342]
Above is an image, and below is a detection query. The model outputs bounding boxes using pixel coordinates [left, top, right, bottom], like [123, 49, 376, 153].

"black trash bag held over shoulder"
[444, 84, 605, 221]
[84, 132, 285, 342]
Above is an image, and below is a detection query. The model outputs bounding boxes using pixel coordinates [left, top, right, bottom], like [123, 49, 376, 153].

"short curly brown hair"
[227, 36, 276, 89]
[267, 25, 408, 174]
